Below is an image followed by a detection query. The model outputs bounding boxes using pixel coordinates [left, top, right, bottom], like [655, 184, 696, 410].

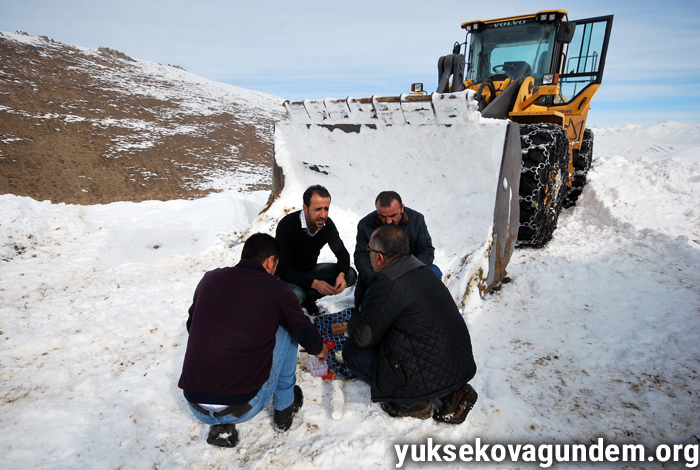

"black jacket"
[275, 210, 351, 290]
[348, 255, 476, 402]
[354, 207, 434, 312]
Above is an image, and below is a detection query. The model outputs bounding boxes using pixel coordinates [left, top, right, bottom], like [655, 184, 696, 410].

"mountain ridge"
[0, 31, 285, 204]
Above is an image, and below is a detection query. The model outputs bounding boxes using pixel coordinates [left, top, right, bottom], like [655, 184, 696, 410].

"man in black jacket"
[276, 185, 357, 315]
[354, 191, 439, 313]
[343, 225, 477, 423]
[179, 233, 328, 447]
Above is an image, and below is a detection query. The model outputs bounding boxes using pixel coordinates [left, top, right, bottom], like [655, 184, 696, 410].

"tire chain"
[517, 123, 570, 247]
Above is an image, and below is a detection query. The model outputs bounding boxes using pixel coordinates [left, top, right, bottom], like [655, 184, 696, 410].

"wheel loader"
[248, 10, 613, 306]
[435, 10, 614, 247]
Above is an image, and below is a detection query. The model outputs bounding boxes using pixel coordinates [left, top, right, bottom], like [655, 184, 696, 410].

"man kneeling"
[343, 225, 478, 423]
[179, 233, 328, 447]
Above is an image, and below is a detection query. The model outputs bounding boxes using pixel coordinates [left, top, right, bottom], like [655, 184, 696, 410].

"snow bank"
[0, 121, 699, 469]
[0, 195, 84, 261]
[593, 121, 700, 162]
[250, 110, 514, 305]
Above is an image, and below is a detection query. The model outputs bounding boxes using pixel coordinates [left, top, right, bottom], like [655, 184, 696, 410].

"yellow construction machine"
[250, 10, 613, 305]
[432, 10, 614, 246]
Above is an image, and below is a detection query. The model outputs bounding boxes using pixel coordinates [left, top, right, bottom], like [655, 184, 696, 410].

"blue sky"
[1, 0, 698, 127]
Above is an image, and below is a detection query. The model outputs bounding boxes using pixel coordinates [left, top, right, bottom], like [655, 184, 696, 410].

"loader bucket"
[248, 91, 521, 306]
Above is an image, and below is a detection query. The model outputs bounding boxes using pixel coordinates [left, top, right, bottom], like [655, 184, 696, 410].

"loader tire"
[517, 123, 570, 248]
[563, 128, 594, 208]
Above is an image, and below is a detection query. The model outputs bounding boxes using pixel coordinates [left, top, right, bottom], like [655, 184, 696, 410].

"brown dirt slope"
[0, 31, 285, 204]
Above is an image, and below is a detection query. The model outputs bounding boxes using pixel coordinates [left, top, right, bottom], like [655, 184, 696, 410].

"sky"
[1, 0, 699, 128]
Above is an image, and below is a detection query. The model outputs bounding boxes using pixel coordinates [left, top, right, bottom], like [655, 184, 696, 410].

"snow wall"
[248, 91, 521, 306]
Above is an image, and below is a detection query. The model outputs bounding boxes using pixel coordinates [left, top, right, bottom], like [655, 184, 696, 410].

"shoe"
[433, 383, 478, 424]
[206, 423, 238, 447]
[380, 400, 432, 419]
[273, 385, 303, 432]
[301, 298, 320, 316]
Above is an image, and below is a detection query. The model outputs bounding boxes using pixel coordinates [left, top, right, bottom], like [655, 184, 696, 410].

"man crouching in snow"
[342, 225, 478, 423]
[178, 233, 328, 447]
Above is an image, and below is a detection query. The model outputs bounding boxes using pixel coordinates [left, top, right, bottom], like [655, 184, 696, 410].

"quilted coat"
[347, 255, 477, 402]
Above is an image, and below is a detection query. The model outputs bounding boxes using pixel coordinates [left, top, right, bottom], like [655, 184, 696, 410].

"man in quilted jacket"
[343, 224, 478, 423]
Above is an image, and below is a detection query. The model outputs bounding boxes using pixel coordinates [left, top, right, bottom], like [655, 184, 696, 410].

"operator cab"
[456, 10, 613, 111]
[463, 12, 564, 87]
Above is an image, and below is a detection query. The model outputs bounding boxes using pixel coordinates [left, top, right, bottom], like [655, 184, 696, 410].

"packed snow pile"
[251, 95, 517, 306]
[0, 121, 699, 469]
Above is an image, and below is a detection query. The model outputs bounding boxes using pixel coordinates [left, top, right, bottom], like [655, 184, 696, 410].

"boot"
[433, 383, 478, 424]
[206, 423, 238, 447]
[380, 400, 432, 419]
[301, 298, 320, 316]
[273, 385, 303, 432]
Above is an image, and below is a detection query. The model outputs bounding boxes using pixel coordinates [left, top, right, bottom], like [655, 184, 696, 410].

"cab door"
[558, 15, 614, 101]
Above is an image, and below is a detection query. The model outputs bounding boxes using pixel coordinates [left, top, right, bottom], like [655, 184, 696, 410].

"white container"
[330, 380, 345, 420]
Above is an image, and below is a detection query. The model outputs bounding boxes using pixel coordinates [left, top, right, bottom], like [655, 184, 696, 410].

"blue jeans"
[187, 325, 298, 425]
[286, 263, 358, 304]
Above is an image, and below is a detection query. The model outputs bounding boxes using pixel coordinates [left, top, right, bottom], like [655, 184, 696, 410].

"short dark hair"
[241, 233, 281, 265]
[375, 191, 402, 208]
[370, 225, 409, 260]
[303, 185, 331, 207]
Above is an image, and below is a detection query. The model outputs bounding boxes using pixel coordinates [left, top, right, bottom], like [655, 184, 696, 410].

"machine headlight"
[542, 74, 554, 85]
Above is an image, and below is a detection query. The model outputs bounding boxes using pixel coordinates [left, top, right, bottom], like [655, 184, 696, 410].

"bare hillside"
[0, 31, 285, 204]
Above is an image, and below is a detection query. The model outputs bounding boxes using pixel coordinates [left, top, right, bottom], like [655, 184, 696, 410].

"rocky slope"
[0, 31, 285, 204]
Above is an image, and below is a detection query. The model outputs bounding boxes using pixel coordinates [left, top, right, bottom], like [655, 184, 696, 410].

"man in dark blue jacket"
[344, 225, 477, 424]
[179, 233, 328, 447]
[354, 191, 439, 313]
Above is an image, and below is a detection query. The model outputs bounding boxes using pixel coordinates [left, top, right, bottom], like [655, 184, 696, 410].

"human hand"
[311, 279, 339, 296]
[334, 273, 347, 294]
[316, 346, 329, 361]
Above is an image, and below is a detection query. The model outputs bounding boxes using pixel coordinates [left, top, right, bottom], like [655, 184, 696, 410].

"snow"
[593, 121, 700, 163]
[1, 118, 699, 469]
[260, 101, 512, 306]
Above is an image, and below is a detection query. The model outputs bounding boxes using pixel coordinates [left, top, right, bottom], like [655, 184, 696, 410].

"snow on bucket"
[248, 91, 520, 306]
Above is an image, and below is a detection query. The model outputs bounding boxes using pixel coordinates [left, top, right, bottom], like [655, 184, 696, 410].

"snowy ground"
[1, 121, 699, 469]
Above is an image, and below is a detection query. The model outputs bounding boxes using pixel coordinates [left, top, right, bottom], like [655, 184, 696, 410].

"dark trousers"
[341, 338, 374, 385]
[343, 340, 420, 407]
[286, 263, 357, 304]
